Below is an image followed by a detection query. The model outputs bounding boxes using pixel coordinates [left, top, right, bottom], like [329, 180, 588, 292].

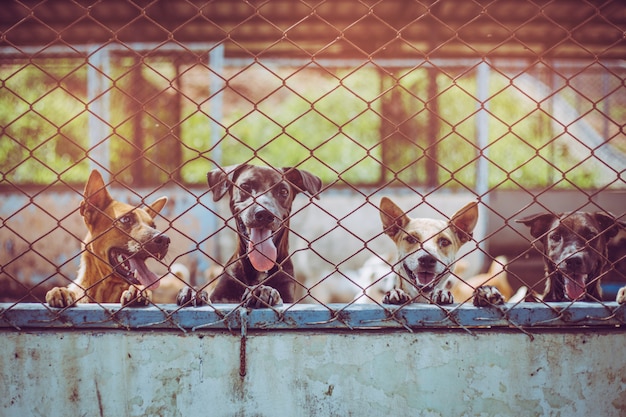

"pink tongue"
[129, 257, 160, 290]
[565, 277, 585, 300]
[416, 272, 436, 286]
[248, 228, 277, 272]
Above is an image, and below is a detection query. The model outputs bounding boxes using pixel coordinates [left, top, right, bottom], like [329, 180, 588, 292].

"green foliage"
[0, 59, 622, 190]
[0, 61, 91, 184]
[180, 68, 383, 185]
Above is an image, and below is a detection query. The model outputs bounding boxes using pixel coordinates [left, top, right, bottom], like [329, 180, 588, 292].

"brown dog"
[177, 164, 322, 308]
[516, 211, 625, 302]
[46, 170, 170, 307]
[379, 197, 502, 305]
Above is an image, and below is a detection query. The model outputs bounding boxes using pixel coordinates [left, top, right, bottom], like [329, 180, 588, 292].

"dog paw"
[473, 285, 505, 307]
[617, 286, 626, 304]
[382, 288, 411, 304]
[121, 285, 152, 306]
[176, 286, 210, 307]
[242, 285, 283, 308]
[431, 289, 454, 305]
[46, 287, 77, 308]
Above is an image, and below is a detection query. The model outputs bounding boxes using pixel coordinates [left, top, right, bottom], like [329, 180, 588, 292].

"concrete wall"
[2, 327, 626, 417]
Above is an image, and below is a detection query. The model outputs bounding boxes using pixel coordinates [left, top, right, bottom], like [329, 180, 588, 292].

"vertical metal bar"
[239, 308, 248, 378]
[209, 44, 225, 166]
[378, 69, 387, 184]
[130, 56, 144, 186]
[426, 65, 439, 189]
[545, 62, 558, 184]
[602, 70, 609, 141]
[204, 44, 225, 280]
[475, 61, 490, 268]
[87, 47, 111, 182]
[171, 61, 183, 183]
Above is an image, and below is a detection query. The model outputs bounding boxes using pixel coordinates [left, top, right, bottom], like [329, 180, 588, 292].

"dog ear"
[207, 164, 248, 202]
[145, 197, 168, 219]
[594, 212, 625, 240]
[379, 197, 410, 238]
[80, 170, 113, 218]
[282, 167, 323, 199]
[450, 201, 479, 244]
[515, 213, 557, 239]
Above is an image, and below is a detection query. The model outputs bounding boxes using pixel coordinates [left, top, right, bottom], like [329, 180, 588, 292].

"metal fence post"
[209, 43, 225, 167]
[205, 43, 226, 276]
[475, 61, 490, 268]
[87, 46, 111, 182]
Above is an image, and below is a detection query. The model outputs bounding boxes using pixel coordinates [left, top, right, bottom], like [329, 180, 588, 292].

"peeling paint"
[2, 330, 626, 416]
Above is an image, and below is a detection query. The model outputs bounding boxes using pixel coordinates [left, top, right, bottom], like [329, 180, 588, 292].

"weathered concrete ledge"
[2, 302, 625, 332]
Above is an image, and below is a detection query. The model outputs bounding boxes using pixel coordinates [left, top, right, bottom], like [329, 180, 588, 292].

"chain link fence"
[1, 0, 625, 333]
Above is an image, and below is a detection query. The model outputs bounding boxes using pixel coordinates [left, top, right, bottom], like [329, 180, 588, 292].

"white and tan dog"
[379, 197, 500, 305]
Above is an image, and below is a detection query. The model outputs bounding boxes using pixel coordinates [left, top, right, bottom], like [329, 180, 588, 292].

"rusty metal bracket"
[239, 307, 248, 378]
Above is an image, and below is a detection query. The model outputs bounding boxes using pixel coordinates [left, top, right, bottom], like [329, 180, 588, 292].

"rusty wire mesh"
[1, 0, 625, 331]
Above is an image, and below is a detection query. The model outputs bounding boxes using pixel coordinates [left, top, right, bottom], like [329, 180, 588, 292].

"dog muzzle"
[108, 247, 166, 290]
[403, 263, 441, 292]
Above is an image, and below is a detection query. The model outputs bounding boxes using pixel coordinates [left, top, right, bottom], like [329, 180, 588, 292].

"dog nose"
[418, 254, 437, 268]
[254, 208, 275, 224]
[564, 254, 583, 270]
[153, 233, 170, 248]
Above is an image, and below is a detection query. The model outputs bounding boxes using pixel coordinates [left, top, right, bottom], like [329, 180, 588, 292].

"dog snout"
[254, 208, 275, 225]
[563, 253, 583, 270]
[418, 254, 437, 269]
[144, 233, 170, 254]
[153, 233, 171, 249]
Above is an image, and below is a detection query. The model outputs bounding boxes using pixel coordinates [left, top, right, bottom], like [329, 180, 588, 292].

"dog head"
[379, 197, 478, 296]
[516, 211, 625, 301]
[79, 170, 170, 289]
[207, 164, 322, 272]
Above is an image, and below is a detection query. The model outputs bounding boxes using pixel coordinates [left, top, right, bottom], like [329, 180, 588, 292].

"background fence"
[1, 0, 625, 310]
[1, 1, 626, 415]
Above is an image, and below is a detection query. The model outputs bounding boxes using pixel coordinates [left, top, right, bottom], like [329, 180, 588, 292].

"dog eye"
[550, 232, 561, 242]
[119, 214, 134, 226]
[438, 237, 451, 247]
[404, 235, 418, 245]
[278, 186, 289, 198]
[239, 183, 253, 194]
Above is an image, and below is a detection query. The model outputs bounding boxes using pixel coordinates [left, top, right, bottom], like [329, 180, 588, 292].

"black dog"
[177, 164, 322, 308]
[517, 211, 625, 302]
